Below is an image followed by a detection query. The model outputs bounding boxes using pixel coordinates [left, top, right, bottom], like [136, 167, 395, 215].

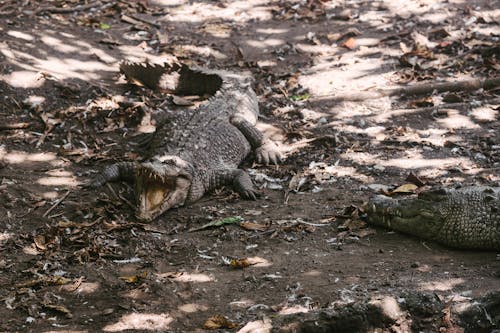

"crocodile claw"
[256, 141, 282, 165]
[240, 189, 258, 201]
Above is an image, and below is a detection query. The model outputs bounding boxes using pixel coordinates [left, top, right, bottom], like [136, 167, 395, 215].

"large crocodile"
[364, 186, 500, 250]
[89, 62, 281, 220]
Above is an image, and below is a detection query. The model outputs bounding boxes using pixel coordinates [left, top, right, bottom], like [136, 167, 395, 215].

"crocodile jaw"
[135, 161, 192, 221]
[364, 195, 442, 240]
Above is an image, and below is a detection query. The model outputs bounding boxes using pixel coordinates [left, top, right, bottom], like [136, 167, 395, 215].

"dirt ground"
[0, 0, 499, 332]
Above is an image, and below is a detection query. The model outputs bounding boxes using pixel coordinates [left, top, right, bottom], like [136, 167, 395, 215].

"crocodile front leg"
[87, 162, 139, 188]
[230, 116, 282, 165]
[209, 169, 258, 200]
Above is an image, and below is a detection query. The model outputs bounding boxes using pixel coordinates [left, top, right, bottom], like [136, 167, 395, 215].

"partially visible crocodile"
[364, 186, 500, 250]
[89, 62, 281, 220]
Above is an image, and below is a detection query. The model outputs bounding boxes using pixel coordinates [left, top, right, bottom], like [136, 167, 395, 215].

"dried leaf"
[33, 235, 48, 250]
[189, 216, 243, 232]
[43, 304, 73, 318]
[230, 258, 252, 269]
[16, 276, 71, 288]
[391, 183, 418, 194]
[239, 221, 270, 232]
[409, 97, 434, 108]
[203, 315, 238, 330]
[341, 37, 356, 50]
[406, 173, 425, 187]
[172, 95, 194, 106]
[119, 271, 148, 283]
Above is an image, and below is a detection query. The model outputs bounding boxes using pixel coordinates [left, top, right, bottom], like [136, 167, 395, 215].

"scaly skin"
[364, 187, 500, 250]
[89, 62, 281, 221]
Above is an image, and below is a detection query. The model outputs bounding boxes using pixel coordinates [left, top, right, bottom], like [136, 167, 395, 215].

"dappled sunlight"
[41, 35, 80, 53]
[470, 106, 498, 122]
[178, 303, 209, 313]
[0, 232, 14, 245]
[247, 256, 272, 267]
[278, 304, 310, 315]
[102, 312, 173, 332]
[343, 151, 476, 170]
[62, 282, 101, 295]
[237, 319, 272, 333]
[419, 278, 465, 291]
[370, 296, 403, 320]
[383, 0, 438, 19]
[0, 149, 57, 164]
[7, 30, 34, 41]
[37, 175, 79, 187]
[246, 38, 286, 49]
[42, 191, 60, 200]
[302, 269, 322, 277]
[299, 59, 392, 96]
[256, 28, 288, 35]
[24, 95, 46, 107]
[42, 330, 91, 333]
[325, 165, 373, 183]
[155, 0, 272, 23]
[175, 44, 227, 60]
[156, 271, 215, 283]
[2, 29, 118, 82]
[436, 110, 480, 129]
[0, 70, 46, 88]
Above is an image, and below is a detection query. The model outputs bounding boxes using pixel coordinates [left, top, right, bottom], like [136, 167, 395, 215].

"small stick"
[35, 1, 103, 15]
[309, 76, 500, 102]
[0, 122, 30, 130]
[43, 190, 70, 217]
[122, 14, 161, 28]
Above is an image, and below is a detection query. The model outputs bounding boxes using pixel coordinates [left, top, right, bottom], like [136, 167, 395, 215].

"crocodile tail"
[120, 61, 224, 96]
[119, 61, 181, 92]
[175, 65, 223, 96]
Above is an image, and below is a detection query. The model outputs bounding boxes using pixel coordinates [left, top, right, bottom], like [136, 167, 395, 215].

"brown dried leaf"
[409, 97, 434, 108]
[341, 37, 356, 50]
[406, 173, 425, 187]
[119, 271, 148, 283]
[43, 304, 73, 318]
[203, 315, 238, 330]
[33, 235, 48, 251]
[391, 183, 418, 194]
[16, 276, 71, 288]
[230, 258, 252, 269]
[239, 221, 270, 232]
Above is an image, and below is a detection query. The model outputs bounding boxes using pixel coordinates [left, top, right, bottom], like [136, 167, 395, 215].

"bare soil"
[0, 0, 499, 332]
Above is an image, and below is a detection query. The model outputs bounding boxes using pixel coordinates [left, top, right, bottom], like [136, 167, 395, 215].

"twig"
[0, 122, 30, 130]
[43, 190, 70, 217]
[309, 77, 500, 102]
[369, 97, 500, 121]
[35, 1, 103, 15]
[294, 220, 330, 227]
[121, 14, 160, 28]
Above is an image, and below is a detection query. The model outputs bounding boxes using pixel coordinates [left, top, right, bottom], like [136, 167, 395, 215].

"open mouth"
[136, 168, 176, 220]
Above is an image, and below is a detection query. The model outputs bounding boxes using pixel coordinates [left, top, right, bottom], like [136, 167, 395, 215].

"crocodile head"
[135, 156, 193, 221]
[364, 189, 450, 240]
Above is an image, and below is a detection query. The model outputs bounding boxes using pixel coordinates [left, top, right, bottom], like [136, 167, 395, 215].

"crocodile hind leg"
[230, 116, 282, 165]
[86, 162, 138, 188]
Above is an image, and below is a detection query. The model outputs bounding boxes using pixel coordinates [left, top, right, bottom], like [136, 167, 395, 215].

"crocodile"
[364, 186, 500, 250]
[89, 62, 281, 221]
